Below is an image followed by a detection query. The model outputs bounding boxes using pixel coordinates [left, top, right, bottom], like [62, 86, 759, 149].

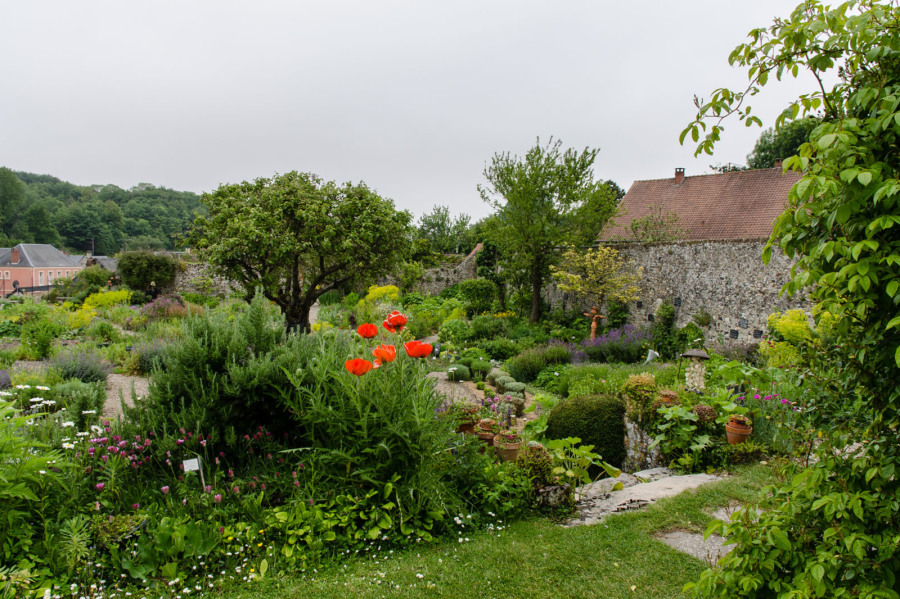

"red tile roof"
[600, 168, 802, 242]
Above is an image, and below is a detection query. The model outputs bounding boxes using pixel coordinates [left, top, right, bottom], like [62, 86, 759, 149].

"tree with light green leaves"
[478, 138, 618, 323]
[189, 172, 412, 331]
[681, 0, 900, 595]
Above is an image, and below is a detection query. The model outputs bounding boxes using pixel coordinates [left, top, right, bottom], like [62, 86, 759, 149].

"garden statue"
[681, 349, 710, 392]
[583, 305, 605, 341]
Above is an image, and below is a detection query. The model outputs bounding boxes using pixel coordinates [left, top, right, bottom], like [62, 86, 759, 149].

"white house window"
[3, 272, 8, 279]
[65, 270, 70, 278]
[38, 272, 44, 285]
[57, 271, 61, 278]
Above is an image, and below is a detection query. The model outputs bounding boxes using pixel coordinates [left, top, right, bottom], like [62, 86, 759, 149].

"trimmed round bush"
[494, 375, 515, 389]
[545, 394, 626, 469]
[471, 314, 511, 340]
[447, 364, 471, 382]
[456, 357, 475, 368]
[469, 360, 492, 378]
[487, 370, 510, 386]
[503, 381, 526, 394]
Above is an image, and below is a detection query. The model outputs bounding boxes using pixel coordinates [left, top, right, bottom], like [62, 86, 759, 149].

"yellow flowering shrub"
[67, 307, 97, 329]
[83, 290, 133, 310]
[363, 285, 400, 303]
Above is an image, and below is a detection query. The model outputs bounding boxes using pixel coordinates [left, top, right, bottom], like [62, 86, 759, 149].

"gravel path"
[102, 374, 149, 418]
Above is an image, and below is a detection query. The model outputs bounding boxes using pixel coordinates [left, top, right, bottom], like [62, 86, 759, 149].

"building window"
[3, 272, 7, 279]
[38, 271, 44, 285]
[57, 271, 61, 278]
[47, 272, 52, 284]
[65, 270, 70, 278]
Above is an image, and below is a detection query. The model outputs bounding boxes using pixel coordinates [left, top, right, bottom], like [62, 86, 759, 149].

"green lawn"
[229, 465, 775, 599]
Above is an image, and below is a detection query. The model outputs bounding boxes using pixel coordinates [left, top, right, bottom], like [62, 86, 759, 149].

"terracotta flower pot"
[478, 418, 496, 431]
[457, 422, 476, 435]
[497, 440, 522, 462]
[725, 422, 753, 445]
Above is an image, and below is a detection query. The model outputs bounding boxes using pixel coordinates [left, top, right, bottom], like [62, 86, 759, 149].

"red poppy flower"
[382, 310, 408, 333]
[344, 358, 374, 376]
[356, 323, 378, 338]
[372, 344, 397, 364]
[404, 340, 433, 358]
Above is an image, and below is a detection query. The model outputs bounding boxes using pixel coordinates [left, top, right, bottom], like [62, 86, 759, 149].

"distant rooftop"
[600, 167, 802, 242]
[0, 244, 83, 268]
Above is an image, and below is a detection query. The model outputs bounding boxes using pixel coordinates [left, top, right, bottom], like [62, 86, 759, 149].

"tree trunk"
[530, 265, 542, 323]
[285, 301, 313, 334]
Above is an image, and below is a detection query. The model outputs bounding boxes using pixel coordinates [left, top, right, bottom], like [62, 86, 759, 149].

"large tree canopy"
[746, 116, 819, 169]
[190, 171, 412, 331]
[682, 0, 900, 595]
[478, 138, 618, 322]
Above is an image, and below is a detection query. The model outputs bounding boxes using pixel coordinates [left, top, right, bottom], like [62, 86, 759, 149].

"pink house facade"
[0, 244, 84, 297]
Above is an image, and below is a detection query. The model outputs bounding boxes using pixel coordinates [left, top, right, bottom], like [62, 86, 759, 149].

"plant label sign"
[183, 458, 200, 472]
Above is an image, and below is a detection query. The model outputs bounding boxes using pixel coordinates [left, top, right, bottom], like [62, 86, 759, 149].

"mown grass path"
[229, 465, 775, 599]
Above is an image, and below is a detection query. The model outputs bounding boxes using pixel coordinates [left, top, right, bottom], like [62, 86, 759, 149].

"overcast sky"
[1, 1, 817, 221]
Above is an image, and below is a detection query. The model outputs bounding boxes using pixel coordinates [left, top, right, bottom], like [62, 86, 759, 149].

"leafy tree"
[746, 117, 819, 169]
[475, 238, 508, 310]
[682, 0, 900, 595]
[479, 138, 618, 323]
[190, 171, 412, 331]
[117, 251, 178, 292]
[550, 245, 642, 339]
[416, 205, 472, 254]
[0, 168, 25, 238]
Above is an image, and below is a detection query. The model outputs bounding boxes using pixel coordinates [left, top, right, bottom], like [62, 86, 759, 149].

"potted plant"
[495, 429, 523, 462]
[449, 403, 479, 435]
[725, 414, 753, 445]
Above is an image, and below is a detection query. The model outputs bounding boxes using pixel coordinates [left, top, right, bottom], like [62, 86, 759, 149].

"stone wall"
[549, 240, 809, 349]
[623, 417, 665, 472]
[172, 259, 241, 296]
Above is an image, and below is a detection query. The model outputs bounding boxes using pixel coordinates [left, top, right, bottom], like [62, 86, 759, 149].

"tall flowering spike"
[372, 344, 397, 364]
[404, 340, 433, 358]
[344, 358, 374, 376]
[382, 310, 408, 333]
[356, 323, 378, 339]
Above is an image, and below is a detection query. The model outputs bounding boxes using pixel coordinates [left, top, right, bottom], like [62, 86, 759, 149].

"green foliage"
[190, 171, 412, 330]
[415, 204, 473, 254]
[398, 261, 424, 292]
[620, 372, 657, 423]
[53, 380, 106, 430]
[545, 395, 627, 468]
[469, 359, 492, 378]
[447, 363, 471, 382]
[470, 314, 511, 340]
[438, 318, 473, 344]
[364, 285, 401, 304]
[181, 292, 220, 308]
[479, 137, 619, 322]
[486, 370, 511, 386]
[117, 251, 178, 292]
[84, 319, 120, 343]
[605, 300, 629, 329]
[746, 117, 819, 169]
[50, 349, 110, 383]
[649, 301, 678, 359]
[83, 289, 133, 310]
[456, 279, 497, 316]
[692, 307, 712, 328]
[544, 437, 621, 488]
[676, 322, 705, 352]
[20, 318, 60, 360]
[506, 344, 570, 383]
[47, 265, 112, 305]
[515, 444, 555, 490]
[477, 338, 520, 361]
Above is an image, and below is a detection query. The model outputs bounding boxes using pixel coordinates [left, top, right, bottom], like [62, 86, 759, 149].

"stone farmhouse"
[595, 166, 809, 348]
[0, 243, 85, 296]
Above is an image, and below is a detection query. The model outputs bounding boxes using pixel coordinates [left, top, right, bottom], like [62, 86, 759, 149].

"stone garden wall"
[173, 258, 242, 296]
[547, 240, 810, 349]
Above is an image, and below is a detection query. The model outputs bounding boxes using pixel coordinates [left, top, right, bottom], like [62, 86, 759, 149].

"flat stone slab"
[657, 531, 729, 565]
[566, 473, 721, 527]
[633, 467, 675, 482]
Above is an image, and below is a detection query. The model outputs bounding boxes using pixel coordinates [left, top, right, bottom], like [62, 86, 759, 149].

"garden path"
[103, 374, 149, 418]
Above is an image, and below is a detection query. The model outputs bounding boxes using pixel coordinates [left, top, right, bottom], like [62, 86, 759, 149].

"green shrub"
[478, 338, 520, 361]
[457, 279, 497, 316]
[534, 365, 568, 395]
[650, 301, 679, 359]
[181, 292, 221, 308]
[676, 322, 705, 352]
[438, 318, 473, 344]
[130, 339, 169, 375]
[494, 375, 515, 389]
[469, 359, 492, 378]
[620, 372, 657, 423]
[503, 381, 526, 394]
[51, 349, 110, 383]
[20, 319, 60, 360]
[456, 356, 474, 368]
[84, 319, 120, 343]
[117, 251, 178, 292]
[83, 290, 133, 310]
[447, 363, 471, 382]
[470, 314, 510, 340]
[54, 380, 105, 429]
[487, 370, 511, 386]
[506, 344, 570, 383]
[545, 394, 627, 469]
